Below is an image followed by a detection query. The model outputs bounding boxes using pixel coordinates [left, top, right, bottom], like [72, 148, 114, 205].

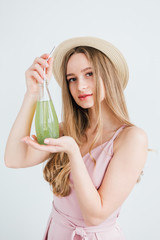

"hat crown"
[52, 36, 129, 89]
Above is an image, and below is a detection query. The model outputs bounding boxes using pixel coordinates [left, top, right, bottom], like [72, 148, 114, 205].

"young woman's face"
[66, 53, 105, 109]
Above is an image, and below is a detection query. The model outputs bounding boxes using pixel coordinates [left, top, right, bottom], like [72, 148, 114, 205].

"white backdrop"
[0, 0, 160, 239]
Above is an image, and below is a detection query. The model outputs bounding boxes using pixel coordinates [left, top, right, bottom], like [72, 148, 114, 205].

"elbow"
[5, 162, 21, 169]
[4, 152, 12, 168]
[4, 154, 11, 168]
[4, 158, 16, 168]
[4, 155, 21, 169]
[83, 203, 110, 226]
[83, 203, 112, 226]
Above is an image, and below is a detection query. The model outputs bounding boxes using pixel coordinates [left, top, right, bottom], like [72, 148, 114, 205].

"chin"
[74, 97, 94, 109]
[81, 106, 94, 110]
[78, 102, 94, 109]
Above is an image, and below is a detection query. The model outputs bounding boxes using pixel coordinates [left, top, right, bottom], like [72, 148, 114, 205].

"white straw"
[43, 46, 55, 81]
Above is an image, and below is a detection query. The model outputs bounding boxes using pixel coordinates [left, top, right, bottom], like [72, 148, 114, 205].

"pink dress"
[43, 125, 126, 240]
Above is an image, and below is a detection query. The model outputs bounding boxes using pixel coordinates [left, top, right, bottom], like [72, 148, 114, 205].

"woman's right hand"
[25, 53, 53, 95]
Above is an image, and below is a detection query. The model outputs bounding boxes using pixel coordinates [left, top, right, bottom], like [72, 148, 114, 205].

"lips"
[78, 93, 93, 100]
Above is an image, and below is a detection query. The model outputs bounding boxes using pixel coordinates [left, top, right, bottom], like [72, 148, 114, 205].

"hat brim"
[52, 36, 129, 89]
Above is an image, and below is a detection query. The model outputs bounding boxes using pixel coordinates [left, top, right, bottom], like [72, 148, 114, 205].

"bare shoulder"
[112, 125, 148, 170]
[114, 125, 148, 152]
[122, 125, 148, 141]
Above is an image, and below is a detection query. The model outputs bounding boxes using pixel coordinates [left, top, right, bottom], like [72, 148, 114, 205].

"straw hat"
[52, 36, 129, 89]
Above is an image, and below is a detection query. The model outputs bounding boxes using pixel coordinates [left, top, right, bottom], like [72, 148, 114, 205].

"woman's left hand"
[21, 135, 80, 157]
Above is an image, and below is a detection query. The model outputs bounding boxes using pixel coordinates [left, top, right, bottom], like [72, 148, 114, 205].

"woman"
[5, 36, 148, 239]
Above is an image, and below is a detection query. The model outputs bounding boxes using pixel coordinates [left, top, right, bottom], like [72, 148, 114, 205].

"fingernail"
[44, 139, 49, 144]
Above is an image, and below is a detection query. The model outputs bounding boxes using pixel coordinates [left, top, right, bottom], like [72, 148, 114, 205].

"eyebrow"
[66, 67, 92, 77]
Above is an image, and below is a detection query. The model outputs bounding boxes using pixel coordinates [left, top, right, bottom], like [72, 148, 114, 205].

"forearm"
[69, 150, 103, 226]
[4, 92, 37, 167]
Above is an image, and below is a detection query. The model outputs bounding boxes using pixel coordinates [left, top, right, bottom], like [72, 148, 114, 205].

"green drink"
[35, 100, 59, 144]
[34, 67, 59, 146]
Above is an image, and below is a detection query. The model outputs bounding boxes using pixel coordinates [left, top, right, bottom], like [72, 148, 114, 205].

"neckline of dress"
[82, 124, 126, 159]
[82, 140, 109, 158]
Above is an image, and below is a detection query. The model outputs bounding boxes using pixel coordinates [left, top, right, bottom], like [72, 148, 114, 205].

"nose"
[77, 75, 88, 91]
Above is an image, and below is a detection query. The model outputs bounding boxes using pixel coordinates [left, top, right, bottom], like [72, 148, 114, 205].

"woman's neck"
[87, 100, 122, 134]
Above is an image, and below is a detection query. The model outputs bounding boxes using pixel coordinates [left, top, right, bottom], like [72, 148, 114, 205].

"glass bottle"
[35, 74, 59, 145]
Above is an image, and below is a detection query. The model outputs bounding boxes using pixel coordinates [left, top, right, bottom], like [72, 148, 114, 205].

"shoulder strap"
[110, 124, 126, 143]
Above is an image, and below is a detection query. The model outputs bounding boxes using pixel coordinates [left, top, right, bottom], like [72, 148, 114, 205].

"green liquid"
[35, 100, 59, 144]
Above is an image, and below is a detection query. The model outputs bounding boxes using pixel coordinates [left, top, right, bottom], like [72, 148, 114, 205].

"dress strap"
[109, 124, 126, 143]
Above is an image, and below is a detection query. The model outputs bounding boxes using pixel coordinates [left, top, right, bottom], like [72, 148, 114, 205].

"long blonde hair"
[43, 46, 135, 197]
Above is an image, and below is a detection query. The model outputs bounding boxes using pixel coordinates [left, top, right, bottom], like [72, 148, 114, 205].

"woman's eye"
[68, 77, 76, 82]
[86, 72, 93, 77]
